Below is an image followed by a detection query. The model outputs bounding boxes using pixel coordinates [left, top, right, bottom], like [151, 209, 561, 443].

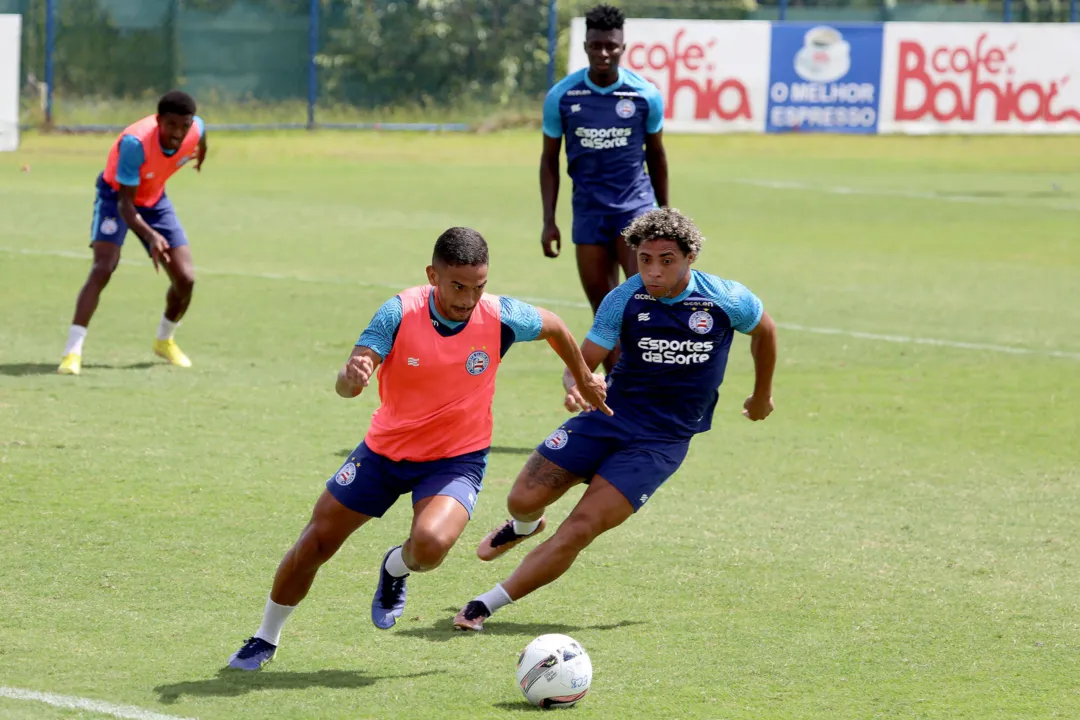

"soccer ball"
[516, 633, 592, 709]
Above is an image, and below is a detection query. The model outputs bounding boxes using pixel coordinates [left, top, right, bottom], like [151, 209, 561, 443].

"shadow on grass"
[0, 361, 157, 376]
[395, 610, 645, 644]
[155, 667, 445, 703]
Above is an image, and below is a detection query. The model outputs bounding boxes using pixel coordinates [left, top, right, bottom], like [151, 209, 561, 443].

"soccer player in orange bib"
[229, 227, 610, 670]
[58, 91, 207, 375]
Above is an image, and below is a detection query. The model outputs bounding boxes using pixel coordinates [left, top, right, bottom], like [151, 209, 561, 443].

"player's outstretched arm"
[195, 129, 207, 172]
[561, 339, 612, 414]
[644, 131, 669, 207]
[539, 136, 563, 259]
[335, 346, 383, 399]
[535, 309, 611, 415]
[118, 185, 170, 273]
[743, 310, 777, 421]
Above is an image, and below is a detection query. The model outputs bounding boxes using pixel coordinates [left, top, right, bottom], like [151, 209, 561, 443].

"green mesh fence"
[1, 0, 1073, 129]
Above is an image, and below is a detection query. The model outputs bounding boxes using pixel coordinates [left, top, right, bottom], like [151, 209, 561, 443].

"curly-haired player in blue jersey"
[540, 3, 668, 370]
[454, 208, 778, 630]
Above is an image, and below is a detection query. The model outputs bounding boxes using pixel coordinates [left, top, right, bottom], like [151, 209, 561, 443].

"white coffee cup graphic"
[794, 26, 851, 82]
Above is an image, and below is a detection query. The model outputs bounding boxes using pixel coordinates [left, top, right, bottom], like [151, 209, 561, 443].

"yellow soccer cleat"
[57, 353, 82, 375]
[153, 339, 192, 368]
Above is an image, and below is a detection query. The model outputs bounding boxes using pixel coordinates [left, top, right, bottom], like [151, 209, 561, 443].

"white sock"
[513, 518, 541, 536]
[384, 546, 411, 577]
[476, 583, 513, 613]
[253, 596, 295, 646]
[64, 325, 87, 356]
[156, 315, 178, 342]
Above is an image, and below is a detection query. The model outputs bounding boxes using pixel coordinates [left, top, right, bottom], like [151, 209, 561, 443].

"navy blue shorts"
[535, 411, 689, 512]
[326, 441, 488, 518]
[90, 174, 189, 255]
[572, 205, 655, 247]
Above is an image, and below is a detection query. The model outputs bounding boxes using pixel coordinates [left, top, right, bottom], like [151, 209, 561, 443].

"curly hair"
[621, 207, 705, 256]
[585, 3, 625, 32]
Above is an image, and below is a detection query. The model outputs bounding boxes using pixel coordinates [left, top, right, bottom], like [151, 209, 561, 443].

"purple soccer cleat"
[228, 636, 276, 671]
[371, 546, 409, 629]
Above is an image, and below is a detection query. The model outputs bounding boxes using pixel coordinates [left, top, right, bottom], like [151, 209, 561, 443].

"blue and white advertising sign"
[766, 23, 884, 134]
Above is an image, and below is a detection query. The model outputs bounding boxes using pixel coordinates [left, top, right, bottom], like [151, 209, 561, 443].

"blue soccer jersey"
[543, 67, 664, 216]
[586, 271, 764, 439]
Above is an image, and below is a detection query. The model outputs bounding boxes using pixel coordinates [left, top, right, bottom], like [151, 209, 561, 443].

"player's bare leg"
[230, 490, 372, 670]
[575, 244, 621, 371]
[59, 242, 121, 374]
[457, 476, 633, 631]
[154, 244, 195, 367]
[162, 244, 195, 322]
[615, 233, 638, 284]
[372, 494, 470, 629]
[72, 242, 122, 328]
[477, 452, 581, 561]
[271, 490, 372, 606]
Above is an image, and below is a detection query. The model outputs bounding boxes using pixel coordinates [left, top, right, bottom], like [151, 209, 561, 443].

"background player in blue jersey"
[540, 4, 669, 369]
[453, 208, 778, 631]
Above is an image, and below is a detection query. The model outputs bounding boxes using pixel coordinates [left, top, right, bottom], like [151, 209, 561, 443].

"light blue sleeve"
[355, 295, 403, 359]
[585, 279, 640, 351]
[645, 84, 664, 134]
[706, 277, 763, 334]
[115, 135, 145, 187]
[499, 296, 543, 343]
[194, 115, 205, 139]
[542, 86, 564, 139]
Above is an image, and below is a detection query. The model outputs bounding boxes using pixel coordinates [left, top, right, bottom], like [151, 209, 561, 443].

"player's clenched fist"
[338, 354, 375, 397]
[742, 393, 774, 421]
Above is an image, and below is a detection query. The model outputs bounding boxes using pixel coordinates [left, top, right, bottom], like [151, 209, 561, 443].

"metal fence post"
[778, 0, 788, 22]
[547, 0, 557, 89]
[44, 0, 54, 126]
[307, 0, 318, 129]
[1071, 0, 1078, 23]
[1003, 0, 1012, 21]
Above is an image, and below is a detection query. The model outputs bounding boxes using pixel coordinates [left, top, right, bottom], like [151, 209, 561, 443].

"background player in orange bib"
[228, 227, 610, 671]
[58, 91, 207, 375]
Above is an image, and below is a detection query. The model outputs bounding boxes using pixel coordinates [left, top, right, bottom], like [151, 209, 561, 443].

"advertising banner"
[569, 17, 771, 133]
[766, 23, 884, 134]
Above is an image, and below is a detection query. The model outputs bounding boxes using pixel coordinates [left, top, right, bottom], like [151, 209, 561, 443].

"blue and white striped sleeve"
[115, 135, 145, 187]
[542, 87, 564, 139]
[585, 281, 639, 351]
[718, 279, 763, 334]
[499, 296, 543, 343]
[356, 295, 403, 359]
[644, 83, 664, 134]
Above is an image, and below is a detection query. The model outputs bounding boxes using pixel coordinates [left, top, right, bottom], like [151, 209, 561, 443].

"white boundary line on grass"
[5, 246, 1079, 362]
[0, 686, 196, 720]
[729, 178, 1080, 213]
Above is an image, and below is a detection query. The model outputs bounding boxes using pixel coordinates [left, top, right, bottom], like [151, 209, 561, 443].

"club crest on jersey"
[334, 462, 356, 486]
[689, 310, 714, 335]
[615, 98, 636, 119]
[466, 350, 491, 376]
[544, 429, 569, 450]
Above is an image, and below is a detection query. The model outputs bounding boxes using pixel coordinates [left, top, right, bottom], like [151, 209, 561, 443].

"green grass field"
[1, 131, 1079, 720]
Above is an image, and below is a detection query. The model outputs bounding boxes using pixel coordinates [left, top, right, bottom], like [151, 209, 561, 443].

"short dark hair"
[585, 3, 624, 32]
[433, 227, 489, 267]
[622, 207, 705, 256]
[158, 90, 196, 117]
